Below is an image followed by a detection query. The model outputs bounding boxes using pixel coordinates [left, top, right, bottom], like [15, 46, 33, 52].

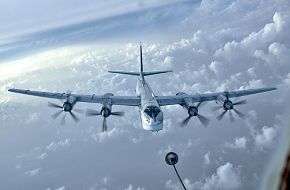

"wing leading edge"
[8, 87, 276, 107]
[8, 89, 140, 106]
[156, 87, 277, 106]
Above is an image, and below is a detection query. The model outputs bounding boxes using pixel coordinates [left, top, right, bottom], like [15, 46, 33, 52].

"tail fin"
[140, 42, 144, 80]
[108, 42, 173, 78]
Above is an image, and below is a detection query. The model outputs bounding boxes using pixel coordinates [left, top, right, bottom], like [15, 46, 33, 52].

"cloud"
[124, 184, 145, 190]
[91, 127, 128, 143]
[204, 152, 211, 165]
[25, 168, 41, 176]
[55, 186, 66, 190]
[37, 153, 48, 160]
[224, 137, 248, 150]
[46, 139, 71, 151]
[254, 42, 290, 66]
[165, 163, 241, 190]
[254, 126, 277, 149]
[1, 1, 289, 190]
[25, 112, 40, 124]
[201, 162, 241, 190]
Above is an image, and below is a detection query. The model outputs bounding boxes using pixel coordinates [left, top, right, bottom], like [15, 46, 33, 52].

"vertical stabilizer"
[140, 42, 145, 80]
[108, 43, 173, 77]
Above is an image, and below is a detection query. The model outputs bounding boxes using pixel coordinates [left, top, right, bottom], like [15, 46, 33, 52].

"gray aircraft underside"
[8, 44, 277, 132]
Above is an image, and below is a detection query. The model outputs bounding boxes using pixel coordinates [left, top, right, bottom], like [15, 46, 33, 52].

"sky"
[0, 0, 290, 189]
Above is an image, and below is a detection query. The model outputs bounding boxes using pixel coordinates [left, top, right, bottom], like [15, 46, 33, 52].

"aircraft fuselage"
[136, 77, 163, 131]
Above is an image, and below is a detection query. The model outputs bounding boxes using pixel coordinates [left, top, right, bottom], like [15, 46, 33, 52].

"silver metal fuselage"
[136, 77, 163, 132]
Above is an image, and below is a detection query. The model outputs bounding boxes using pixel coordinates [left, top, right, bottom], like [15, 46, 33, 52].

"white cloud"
[165, 162, 241, 190]
[204, 152, 210, 165]
[224, 137, 248, 150]
[25, 168, 41, 176]
[91, 127, 127, 143]
[239, 79, 265, 90]
[46, 139, 71, 151]
[255, 126, 277, 149]
[55, 186, 65, 190]
[124, 184, 145, 190]
[25, 112, 40, 124]
[1, 1, 289, 189]
[201, 162, 241, 190]
[208, 61, 225, 77]
[283, 73, 290, 87]
[37, 153, 48, 160]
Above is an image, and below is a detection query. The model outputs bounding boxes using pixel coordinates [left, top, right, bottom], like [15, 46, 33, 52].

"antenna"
[165, 152, 187, 190]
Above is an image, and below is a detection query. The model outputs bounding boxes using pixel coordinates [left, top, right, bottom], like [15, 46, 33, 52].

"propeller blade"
[197, 114, 210, 127]
[86, 109, 101, 116]
[69, 111, 80, 122]
[181, 115, 192, 127]
[196, 101, 207, 109]
[111, 111, 125, 116]
[212, 106, 221, 112]
[51, 110, 63, 119]
[61, 114, 66, 125]
[74, 108, 84, 114]
[233, 108, 245, 118]
[229, 110, 235, 122]
[196, 101, 202, 108]
[102, 117, 107, 132]
[217, 110, 227, 120]
[48, 102, 63, 109]
[233, 99, 247, 106]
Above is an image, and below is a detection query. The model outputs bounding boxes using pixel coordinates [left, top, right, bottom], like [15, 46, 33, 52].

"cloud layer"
[0, 0, 289, 189]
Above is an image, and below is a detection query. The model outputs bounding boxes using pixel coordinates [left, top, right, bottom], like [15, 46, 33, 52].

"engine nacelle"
[101, 107, 111, 117]
[223, 100, 233, 110]
[217, 94, 227, 103]
[62, 95, 77, 112]
[100, 103, 112, 118]
[188, 106, 198, 116]
[62, 102, 73, 112]
[104, 93, 114, 97]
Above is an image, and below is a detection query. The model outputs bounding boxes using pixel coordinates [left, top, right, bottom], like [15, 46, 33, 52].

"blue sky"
[0, 0, 290, 190]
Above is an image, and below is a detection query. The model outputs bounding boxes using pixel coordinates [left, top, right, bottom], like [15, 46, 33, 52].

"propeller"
[48, 101, 83, 125]
[86, 107, 124, 132]
[181, 101, 210, 127]
[213, 96, 247, 121]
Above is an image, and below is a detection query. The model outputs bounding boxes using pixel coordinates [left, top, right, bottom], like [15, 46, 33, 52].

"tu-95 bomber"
[8, 44, 277, 132]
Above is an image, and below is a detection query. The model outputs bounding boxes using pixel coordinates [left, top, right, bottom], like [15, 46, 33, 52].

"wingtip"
[269, 87, 278, 91]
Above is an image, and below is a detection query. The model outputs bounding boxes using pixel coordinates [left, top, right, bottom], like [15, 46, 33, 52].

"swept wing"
[8, 87, 276, 107]
[156, 87, 277, 106]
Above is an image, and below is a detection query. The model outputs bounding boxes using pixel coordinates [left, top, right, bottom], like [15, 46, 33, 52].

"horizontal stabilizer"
[143, 70, 173, 76]
[108, 70, 172, 76]
[108, 71, 140, 76]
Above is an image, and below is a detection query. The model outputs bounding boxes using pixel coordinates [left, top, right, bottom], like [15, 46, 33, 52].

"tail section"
[108, 43, 173, 78]
[140, 42, 144, 80]
[108, 70, 172, 76]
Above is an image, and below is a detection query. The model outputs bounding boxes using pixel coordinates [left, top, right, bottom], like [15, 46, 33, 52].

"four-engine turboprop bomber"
[8, 44, 277, 132]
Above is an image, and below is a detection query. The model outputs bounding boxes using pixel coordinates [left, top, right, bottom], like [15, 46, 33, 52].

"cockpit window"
[144, 106, 160, 118]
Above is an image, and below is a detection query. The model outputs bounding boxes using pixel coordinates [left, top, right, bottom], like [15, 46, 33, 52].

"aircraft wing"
[156, 87, 277, 106]
[8, 89, 140, 106]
